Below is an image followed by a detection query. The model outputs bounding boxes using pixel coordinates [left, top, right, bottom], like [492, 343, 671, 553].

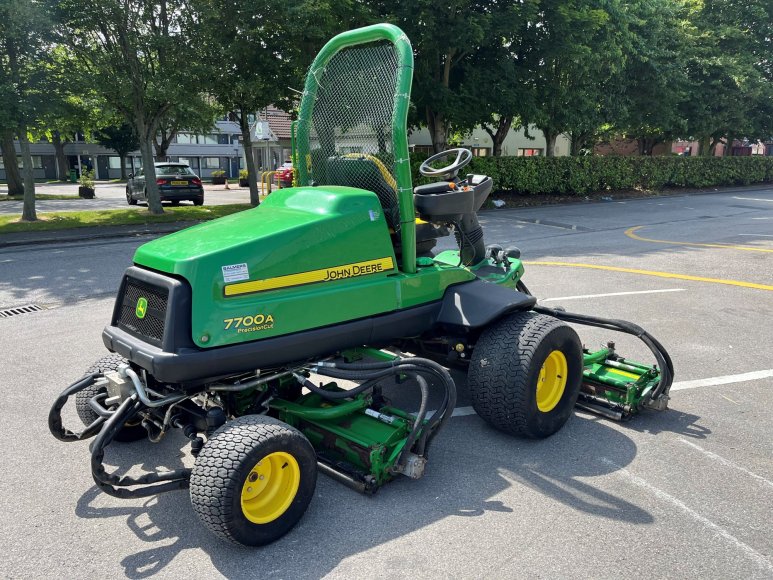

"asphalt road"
[0, 180, 257, 214]
[1, 187, 772, 579]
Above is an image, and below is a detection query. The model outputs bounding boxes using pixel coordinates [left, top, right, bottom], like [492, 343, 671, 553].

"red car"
[273, 162, 294, 188]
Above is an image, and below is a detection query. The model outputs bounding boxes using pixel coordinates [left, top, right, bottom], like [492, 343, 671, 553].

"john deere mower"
[49, 24, 673, 546]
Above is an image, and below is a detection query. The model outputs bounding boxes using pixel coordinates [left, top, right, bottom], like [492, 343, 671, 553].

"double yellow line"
[625, 226, 773, 254]
[524, 262, 773, 292]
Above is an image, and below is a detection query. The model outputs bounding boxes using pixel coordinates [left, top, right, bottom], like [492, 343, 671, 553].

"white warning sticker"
[222, 263, 249, 283]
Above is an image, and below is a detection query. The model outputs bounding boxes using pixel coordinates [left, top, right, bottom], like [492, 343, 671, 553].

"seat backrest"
[325, 155, 400, 230]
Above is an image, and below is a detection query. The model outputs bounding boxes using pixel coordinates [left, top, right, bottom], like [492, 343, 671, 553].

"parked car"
[126, 163, 204, 206]
[273, 162, 294, 188]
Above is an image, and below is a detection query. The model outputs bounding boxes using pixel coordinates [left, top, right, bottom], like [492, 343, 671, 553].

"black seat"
[325, 156, 400, 231]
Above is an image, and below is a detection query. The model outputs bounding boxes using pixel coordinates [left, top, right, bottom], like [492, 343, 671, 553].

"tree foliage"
[52, 0, 203, 213]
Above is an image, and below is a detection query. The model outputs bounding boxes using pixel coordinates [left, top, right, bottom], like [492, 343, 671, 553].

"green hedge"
[410, 155, 773, 196]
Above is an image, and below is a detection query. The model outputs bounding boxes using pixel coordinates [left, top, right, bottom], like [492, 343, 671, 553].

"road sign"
[254, 121, 271, 141]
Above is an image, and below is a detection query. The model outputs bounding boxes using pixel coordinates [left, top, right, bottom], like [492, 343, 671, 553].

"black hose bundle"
[308, 356, 456, 465]
[90, 394, 191, 498]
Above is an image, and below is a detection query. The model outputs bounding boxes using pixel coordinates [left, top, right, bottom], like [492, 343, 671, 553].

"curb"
[0, 222, 198, 249]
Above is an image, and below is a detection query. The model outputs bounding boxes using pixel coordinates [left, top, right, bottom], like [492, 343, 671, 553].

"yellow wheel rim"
[536, 350, 568, 413]
[240, 451, 301, 524]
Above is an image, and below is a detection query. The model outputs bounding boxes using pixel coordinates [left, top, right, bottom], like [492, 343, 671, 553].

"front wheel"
[126, 187, 137, 206]
[190, 415, 317, 546]
[468, 312, 583, 438]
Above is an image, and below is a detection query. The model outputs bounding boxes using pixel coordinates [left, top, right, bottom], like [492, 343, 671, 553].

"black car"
[126, 163, 205, 206]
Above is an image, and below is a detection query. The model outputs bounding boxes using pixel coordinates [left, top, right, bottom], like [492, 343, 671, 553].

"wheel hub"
[536, 350, 568, 412]
[240, 451, 300, 524]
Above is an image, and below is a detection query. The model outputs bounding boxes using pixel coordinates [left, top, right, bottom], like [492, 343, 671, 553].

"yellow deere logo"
[135, 297, 148, 319]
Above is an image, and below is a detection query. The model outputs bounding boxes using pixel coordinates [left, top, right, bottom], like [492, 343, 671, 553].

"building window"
[176, 133, 197, 145]
[231, 134, 241, 144]
[202, 157, 221, 169]
[16, 156, 43, 169]
[472, 147, 490, 157]
[217, 134, 229, 145]
[107, 156, 123, 169]
[517, 148, 543, 157]
[200, 134, 218, 145]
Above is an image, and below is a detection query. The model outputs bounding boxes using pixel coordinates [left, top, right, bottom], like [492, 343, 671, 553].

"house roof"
[266, 107, 293, 141]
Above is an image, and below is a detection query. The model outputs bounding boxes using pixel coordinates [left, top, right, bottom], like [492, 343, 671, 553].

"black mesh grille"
[116, 277, 168, 347]
[305, 42, 401, 230]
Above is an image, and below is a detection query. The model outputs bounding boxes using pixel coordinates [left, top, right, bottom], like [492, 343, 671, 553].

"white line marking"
[434, 371, 772, 419]
[427, 406, 476, 419]
[738, 234, 773, 238]
[541, 289, 684, 302]
[670, 369, 773, 391]
[601, 458, 773, 573]
[678, 439, 773, 489]
[733, 196, 773, 203]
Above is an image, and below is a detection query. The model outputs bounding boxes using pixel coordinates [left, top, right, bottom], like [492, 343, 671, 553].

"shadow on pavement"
[74, 411, 651, 579]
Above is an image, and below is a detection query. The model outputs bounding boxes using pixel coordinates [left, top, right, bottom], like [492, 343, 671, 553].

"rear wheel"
[190, 415, 317, 546]
[193, 196, 204, 206]
[468, 312, 582, 438]
[75, 354, 146, 442]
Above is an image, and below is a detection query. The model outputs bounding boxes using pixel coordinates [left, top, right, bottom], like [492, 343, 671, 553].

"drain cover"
[0, 304, 44, 318]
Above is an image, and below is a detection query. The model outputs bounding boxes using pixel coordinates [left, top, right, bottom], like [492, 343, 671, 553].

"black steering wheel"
[419, 148, 473, 178]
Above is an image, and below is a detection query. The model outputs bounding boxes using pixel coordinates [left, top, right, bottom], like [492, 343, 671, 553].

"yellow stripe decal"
[524, 262, 773, 292]
[626, 226, 773, 253]
[225, 257, 395, 296]
[606, 368, 641, 380]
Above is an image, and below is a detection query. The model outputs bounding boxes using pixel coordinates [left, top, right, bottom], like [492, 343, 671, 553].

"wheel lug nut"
[248, 472, 258, 482]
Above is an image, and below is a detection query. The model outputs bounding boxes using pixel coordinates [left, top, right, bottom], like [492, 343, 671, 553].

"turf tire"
[468, 312, 583, 438]
[190, 415, 317, 546]
[75, 354, 147, 442]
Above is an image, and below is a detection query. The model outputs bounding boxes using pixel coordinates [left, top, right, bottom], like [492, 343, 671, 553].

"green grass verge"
[0, 204, 251, 234]
[0, 194, 81, 201]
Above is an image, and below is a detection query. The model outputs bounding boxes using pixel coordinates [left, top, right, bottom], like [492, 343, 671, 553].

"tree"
[53, 0, 203, 214]
[96, 124, 140, 180]
[191, 0, 353, 205]
[153, 97, 221, 161]
[0, 0, 52, 219]
[612, 0, 689, 155]
[375, 0, 513, 153]
[516, 0, 630, 157]
[455, 2, 537, 156]
[680, 0, 773, 155]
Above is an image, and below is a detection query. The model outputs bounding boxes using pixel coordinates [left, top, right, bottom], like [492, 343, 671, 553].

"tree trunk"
[426, 108, 448, 154]
[543, 129, 558, 157]
[484, 117, 512, 157]
[154, 128, 177, 161]
[18, 129, 36, 221]
[239, 111, 260, 206]
[139, 136, 163, 214]
[52, 132, 69, 180]
[1, 130, 24, 196]
[119, 155, 127, 180]
[698, 136, 711, 156]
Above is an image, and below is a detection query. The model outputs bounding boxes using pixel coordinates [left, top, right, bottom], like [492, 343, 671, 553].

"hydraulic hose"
[312, 357, 456, 455]
[532, 305, 674, 402]
[49, 373, 107, 442]
[90, 394, 191, 498]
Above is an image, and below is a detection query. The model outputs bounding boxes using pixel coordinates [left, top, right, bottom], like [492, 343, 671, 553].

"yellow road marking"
[524, 262, 773, 292]
[625, 225, 773, 253]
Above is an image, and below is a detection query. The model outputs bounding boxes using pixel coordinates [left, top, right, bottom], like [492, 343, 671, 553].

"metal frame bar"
[295, 24, 416, 273]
